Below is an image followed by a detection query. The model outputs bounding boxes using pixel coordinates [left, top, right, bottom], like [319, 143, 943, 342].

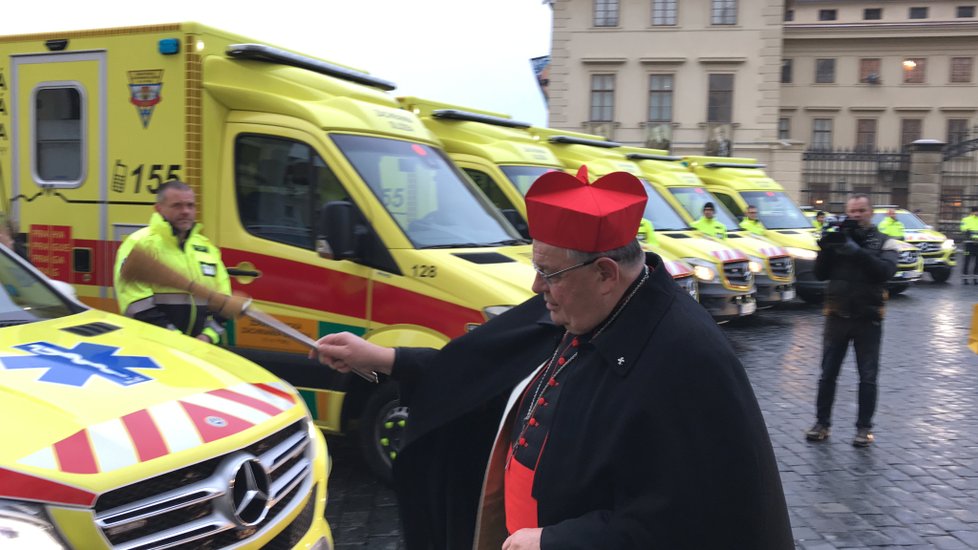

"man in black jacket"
[313, 167, 793, 549]
[806, 194, 899, 447]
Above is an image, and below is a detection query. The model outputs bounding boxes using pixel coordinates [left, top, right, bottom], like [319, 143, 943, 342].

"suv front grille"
[898, 250, 919, 265]
[912, 241, 940, 254]
[723, 260, 753, 287]
[94, 420, 312, 550]
[768, 256, 793, 278]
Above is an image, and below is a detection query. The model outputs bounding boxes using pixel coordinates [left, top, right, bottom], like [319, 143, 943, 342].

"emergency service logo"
[128, 69, 164, 128]
[0, 341, 161, 387]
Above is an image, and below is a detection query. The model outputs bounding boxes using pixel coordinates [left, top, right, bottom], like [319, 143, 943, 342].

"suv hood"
[0, 310, 300, 486]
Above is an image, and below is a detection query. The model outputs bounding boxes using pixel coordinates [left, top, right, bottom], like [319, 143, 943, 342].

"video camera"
[819, 218, 860, 247]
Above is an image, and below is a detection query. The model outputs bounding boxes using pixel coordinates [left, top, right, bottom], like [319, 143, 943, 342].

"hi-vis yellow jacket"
[114, 213, 231, 343]
[961, 214, 978, 243]
[692, 216, 727, 240]
[739, 218, 766, 236]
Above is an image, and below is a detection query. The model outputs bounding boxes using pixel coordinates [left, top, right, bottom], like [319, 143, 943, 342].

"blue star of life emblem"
[1, 341, 161, 387]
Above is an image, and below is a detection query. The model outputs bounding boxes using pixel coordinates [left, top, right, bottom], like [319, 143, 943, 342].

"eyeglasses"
[532, 258, 599, 285]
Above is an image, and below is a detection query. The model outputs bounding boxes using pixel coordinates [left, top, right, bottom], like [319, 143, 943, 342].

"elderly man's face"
[530, 241, 600, 334]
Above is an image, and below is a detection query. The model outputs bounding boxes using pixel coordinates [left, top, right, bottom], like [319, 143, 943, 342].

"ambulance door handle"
[228, 261, 262, 283]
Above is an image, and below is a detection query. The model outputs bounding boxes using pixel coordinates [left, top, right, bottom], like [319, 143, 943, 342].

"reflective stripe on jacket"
[113, 212, 231, 342]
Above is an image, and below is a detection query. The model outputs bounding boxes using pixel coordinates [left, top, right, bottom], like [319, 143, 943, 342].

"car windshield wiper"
[420, 243, 494, 249]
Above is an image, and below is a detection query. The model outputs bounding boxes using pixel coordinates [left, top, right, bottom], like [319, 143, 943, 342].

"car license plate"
[740, 302, 757, 315]
[924, 258, 939, 265]
[782, 289, 795, 300]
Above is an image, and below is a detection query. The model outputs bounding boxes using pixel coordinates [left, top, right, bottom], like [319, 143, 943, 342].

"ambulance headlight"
[942, 239, 955, 250]
[786, 246, 818, 260]
[0, 501, 65, 549]
[747, 255, 766, 275]
[683, 258, 719, 283]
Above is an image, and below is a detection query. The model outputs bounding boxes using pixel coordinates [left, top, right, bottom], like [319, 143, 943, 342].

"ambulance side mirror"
[318, 201, 358, 260]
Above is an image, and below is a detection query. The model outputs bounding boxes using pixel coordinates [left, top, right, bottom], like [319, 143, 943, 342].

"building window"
[859, 58, 881, 84]
[951, 57, 973, 83]
[856, 119, 878, 151]
[909, 7, 928, 19]
[781, 59, 793, 84]
[958, 6, 976, 18]
[948, 119, 970, 144]
[594, 0, 619, 27]
[819, 9, 838, 21]
[902, 58, 926, 83]
[707, 74, 734, 123]
[590, 74, 615, 122]
[815, 59, 836, 84]
[648, 75, 674, 123]
[784, 9, 794, 21]
[711, 0, 737, 25]
[652, 0, 677, 25]
[900, 119, 922, 148]
[864, 8, 883, 20]
[812, 119, 833, 150]
[778, 118, 791, 140]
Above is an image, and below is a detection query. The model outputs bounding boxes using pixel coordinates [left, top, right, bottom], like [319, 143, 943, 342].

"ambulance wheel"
[930, 267, 950, 283]
[359, 382, 406, 486]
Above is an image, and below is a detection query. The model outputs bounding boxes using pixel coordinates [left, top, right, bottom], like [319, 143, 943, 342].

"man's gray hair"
[569, 239, 644, 268]
[156, 180, 193, 204]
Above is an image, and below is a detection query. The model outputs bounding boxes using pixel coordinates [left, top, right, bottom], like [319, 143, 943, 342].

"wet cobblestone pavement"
[324, 270, 978, 549]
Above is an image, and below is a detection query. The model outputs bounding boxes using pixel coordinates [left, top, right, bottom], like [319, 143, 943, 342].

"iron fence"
[800, 148, 910, 214]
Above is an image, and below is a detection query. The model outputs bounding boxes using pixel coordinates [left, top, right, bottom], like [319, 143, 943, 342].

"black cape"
[391, 254, 793, 549]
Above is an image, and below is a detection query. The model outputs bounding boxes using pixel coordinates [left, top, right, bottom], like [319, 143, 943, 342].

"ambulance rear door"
[10, 51, 108, 300]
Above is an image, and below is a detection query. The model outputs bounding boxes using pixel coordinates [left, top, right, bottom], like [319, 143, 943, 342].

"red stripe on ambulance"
[122, 409, 169, 462]
[0, 467, 96, 507]
[54, 431, 98, 474]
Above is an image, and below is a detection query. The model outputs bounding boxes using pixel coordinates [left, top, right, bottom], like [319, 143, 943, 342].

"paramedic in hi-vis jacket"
[113, 180, 231, 343]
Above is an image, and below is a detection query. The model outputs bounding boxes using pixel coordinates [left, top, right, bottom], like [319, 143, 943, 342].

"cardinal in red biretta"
[311, 166, 793, 550]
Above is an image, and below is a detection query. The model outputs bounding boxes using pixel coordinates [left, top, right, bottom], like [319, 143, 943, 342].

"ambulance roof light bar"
[626, 153, 683, 162]
[226, 43, 397, 91]
[702, 162, 767, 169]
[547, 135, 622, 148]
[431, 109, 532, 129]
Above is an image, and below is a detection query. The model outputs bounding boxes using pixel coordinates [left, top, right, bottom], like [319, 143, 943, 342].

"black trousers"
[815, 314, 882, 429]
[963, 243, 978, 276]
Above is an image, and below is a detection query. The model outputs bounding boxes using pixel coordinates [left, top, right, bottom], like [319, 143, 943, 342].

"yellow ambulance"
[397, 97, 698, 300]
[872, 206, 955, 283]
[685, 157, 923, 297]
[683, 157, 825, 302]
[621, 149, 796, 307]
[0, 23, 535, 482]
[530, 129, 756, 321]
[0, 242, 332, 548]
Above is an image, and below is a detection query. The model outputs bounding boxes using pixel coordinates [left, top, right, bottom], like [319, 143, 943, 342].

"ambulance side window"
[462, 169, 518, 212]
[33, 86, 84, 187]
[235, 134, 348, 250]
[715, 193, 743, 218]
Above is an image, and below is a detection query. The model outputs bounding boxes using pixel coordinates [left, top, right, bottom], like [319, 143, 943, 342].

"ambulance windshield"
[500, 166, 557, 195]
[0, 247, 76, 324]
[740, 191, 811, 230]
[332, 134, 522, 248]
[668, 187, 741, 231]
[640, 182, 691, 231]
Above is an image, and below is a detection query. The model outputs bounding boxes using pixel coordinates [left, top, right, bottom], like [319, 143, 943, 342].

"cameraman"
[806, 194, 899, 447]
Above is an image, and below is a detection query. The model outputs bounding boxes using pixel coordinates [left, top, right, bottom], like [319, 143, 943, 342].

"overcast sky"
[3, 0, 553, 125]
